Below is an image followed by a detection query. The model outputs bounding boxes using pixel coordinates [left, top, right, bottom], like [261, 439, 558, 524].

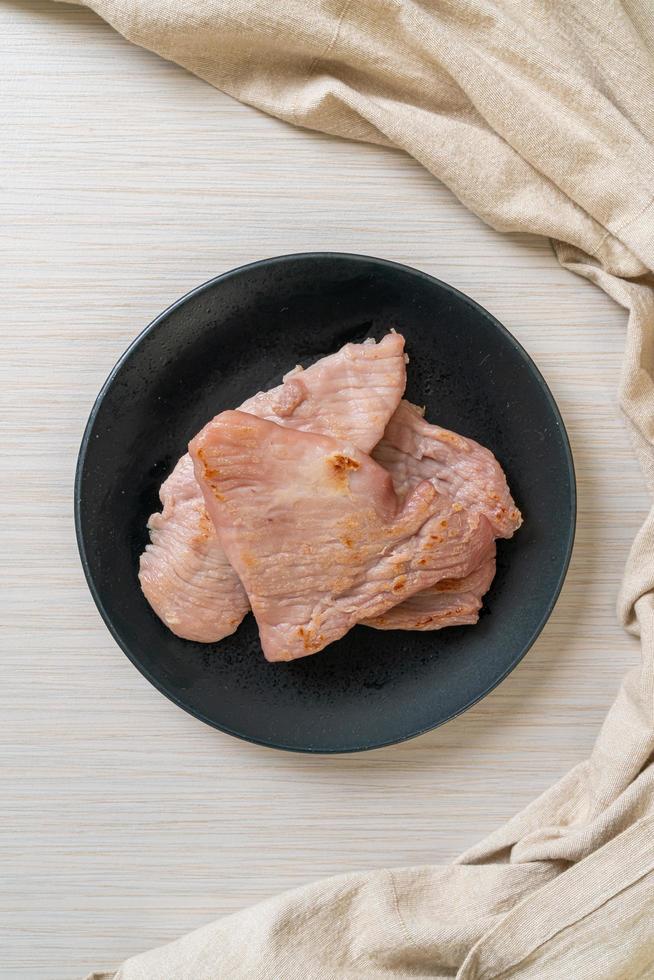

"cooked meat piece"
[366, 399, 520, 630]
[190, 411, 494, 661]
[240, 332, 407, 451]
[138, 454, 250, 642]
[364, 551, 496, 631]
[373, 400, 521, 538]
[139, 333, 407, 641]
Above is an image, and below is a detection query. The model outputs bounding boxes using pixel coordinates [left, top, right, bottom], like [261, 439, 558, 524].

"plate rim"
[74, 251, 577, 753]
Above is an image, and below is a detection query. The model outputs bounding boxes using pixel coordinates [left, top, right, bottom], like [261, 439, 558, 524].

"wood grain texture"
[1, 3, 649, 977]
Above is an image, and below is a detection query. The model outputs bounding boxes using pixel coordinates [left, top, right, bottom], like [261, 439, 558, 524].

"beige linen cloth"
[57, 0, 654, 976]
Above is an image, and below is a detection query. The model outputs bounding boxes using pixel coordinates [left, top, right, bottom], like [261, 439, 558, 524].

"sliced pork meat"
[139, 333, 407, 641]
[367, 399, 520, 630]
[139, 455, 250, 642]
[240, 331, 407, 451]
[364, 551, 496, 631]
[190, 411, 494, 662]
[373, 400, 521, 539]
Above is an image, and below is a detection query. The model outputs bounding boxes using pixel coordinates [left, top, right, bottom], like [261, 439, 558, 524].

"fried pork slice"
[365, 550, 496, 631]
[373, 400, 521, 539]
[190, 411, 494, 661]
[364, 398, 520, 631]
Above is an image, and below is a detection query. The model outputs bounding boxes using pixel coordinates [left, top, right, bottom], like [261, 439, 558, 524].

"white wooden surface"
[2, 3, 650, 977]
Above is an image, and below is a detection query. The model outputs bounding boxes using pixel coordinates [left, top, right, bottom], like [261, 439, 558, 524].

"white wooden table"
[2, 4, 649, 977]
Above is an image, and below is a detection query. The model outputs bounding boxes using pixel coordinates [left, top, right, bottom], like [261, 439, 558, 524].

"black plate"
[75, 253, 575, 753]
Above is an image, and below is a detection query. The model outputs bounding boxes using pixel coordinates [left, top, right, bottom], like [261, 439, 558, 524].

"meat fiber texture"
[366, 554, 497, 631]
[140, 332, 522, 660]
[372, 400, 521, 539]
[190, 412, 495, 662]
[139, 333, 407, 641]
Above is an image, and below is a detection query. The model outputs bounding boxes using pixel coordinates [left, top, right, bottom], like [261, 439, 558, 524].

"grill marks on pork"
[190, 411, 494, 662]
[138, 334, 407, 641]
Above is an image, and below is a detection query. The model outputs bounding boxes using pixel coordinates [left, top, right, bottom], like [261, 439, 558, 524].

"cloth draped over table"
[61, 0, 654, 976]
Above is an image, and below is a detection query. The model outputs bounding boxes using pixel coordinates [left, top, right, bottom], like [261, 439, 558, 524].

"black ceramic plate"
[75, 253, 575, 753]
